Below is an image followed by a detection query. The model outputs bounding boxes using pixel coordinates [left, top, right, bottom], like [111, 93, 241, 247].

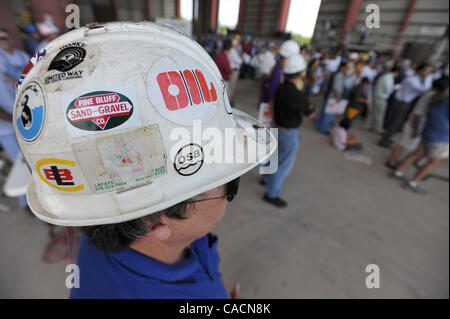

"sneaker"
[263, 194, 287, 208]
[378, 140, 392, 148]
[385, 161, 397, 170]
[403, 182, 427, 195]
[389, 171, 407, 182]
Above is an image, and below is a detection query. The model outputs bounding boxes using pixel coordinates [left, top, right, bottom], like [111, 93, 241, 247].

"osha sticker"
[66, 91, 133, 131]
[147, 55, 219, 126]
[15, 82, 46, 142]
[174, 144, 204, 176]
[36, 158, 84, 192]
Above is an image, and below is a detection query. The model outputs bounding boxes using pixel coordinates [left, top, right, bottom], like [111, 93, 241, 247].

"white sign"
[325, 98, 348, 114]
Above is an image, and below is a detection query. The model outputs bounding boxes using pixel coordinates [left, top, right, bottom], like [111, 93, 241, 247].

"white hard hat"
[400, 59, 411, 68]
[279, 40, 300, 58]
[284, 54, 307, 74]
[14, 22, 276, 226]
[349, 52, 359, 61]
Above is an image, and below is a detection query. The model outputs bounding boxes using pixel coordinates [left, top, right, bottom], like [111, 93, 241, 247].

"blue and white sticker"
[16, 82, 46, 142]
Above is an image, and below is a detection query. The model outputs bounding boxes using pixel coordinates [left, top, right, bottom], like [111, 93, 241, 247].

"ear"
[143, 223, 172, 241]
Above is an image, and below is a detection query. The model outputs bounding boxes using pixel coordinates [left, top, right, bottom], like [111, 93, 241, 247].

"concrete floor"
[0, 79, 448, 298]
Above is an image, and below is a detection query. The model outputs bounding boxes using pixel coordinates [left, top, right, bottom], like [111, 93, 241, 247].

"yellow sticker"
[36, 158, 84, 192]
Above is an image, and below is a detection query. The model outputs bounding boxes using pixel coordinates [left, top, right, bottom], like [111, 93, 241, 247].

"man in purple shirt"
[261, 40, 300, 107]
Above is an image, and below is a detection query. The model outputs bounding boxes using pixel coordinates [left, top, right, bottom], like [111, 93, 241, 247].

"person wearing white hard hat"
[278, 39, 300, 58]
[260, 39, 300, 114]
[261, 54, 314, 207]
[13, 22, 276, 299]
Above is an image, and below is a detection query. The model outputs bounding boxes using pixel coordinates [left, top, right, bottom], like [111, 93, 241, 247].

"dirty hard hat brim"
[25, 110, 276, 226]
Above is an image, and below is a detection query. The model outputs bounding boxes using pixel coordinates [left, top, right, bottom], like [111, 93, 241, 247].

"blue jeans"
[315, 98, 336, 134]
[0, 133, 28, 207]
[345, 143, 363, 151]
[263, 128, 300, 198]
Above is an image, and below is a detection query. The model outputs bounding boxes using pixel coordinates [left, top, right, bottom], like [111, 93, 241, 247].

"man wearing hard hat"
[13, 22, 276, 298]
[262, 54, 315, 208]
[261, 40, 300, 108]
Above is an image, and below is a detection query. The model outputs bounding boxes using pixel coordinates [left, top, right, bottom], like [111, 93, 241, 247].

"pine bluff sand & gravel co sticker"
[62, 84, 142, 138]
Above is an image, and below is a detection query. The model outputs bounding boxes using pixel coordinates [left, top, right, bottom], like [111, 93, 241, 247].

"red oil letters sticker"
[146, 55, 219, 126]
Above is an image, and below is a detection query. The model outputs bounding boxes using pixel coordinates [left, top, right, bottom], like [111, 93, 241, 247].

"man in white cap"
[260, 40, 299, 111]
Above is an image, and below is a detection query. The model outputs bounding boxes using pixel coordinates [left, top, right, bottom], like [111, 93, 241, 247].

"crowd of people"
[201, 34, 449, 203]
[1, 24, 449, 209]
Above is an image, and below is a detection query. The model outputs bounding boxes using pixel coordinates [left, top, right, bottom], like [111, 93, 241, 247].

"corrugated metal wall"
[78, 0, 177, 25]
[312, 0, 449, 56]
[241, 0, 260, 35]
[241, 0, 280, 36]
[311, 0, 348, 48]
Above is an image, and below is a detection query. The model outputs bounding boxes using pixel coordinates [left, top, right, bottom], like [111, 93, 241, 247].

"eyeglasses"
[188, 178, 240, 203]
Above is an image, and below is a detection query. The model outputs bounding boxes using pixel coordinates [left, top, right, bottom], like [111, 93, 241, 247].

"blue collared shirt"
[70, 233, 229, 299]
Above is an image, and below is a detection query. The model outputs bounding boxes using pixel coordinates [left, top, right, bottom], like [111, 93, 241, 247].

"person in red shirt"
[214, 39, 232, 93]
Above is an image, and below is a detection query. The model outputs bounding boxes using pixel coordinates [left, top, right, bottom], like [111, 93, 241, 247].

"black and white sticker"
[43, 42, 98, 88]
[173, 143, 204, 176]
[48, 44, 86, 72]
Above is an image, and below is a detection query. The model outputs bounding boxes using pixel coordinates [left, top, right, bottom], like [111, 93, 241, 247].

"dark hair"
[391, 66, 400, 74]
[432, 75, 449, 92]
[286, 71, 301, 79]
[83, 200, 191, 252]
[223, 39, 232, 51]
[339, 118, 352, 130]
[430, 76, 449, 106]
[416, 63, 429, 72]
[360, 77, 370, 84]
[0, 27, 11, 38]
[339, 62, 348, 69]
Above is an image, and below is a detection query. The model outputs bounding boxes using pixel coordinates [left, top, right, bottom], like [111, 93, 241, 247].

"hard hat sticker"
[147, 55, 218, 126]
[44, 42, 87, 85]
[174, 143, 204, 176]
[31, 155, 90, 194]
[18, 49, 46, 87]
[62, 84, 142, 138]
[15, 82, 46, 142]
[72, 126, 167, 193]
[48, 43, 86, 72]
